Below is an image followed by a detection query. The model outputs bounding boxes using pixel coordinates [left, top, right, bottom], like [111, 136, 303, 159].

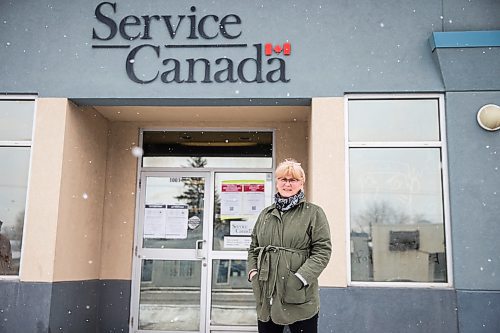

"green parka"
[247, 198, 332, 325]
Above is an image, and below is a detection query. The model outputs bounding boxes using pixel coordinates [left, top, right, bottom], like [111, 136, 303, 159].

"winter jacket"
[247, 199, 332, 325]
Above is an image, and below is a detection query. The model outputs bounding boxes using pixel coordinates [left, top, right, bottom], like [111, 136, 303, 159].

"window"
[141, 130, 273, 168]
[347, 95, 450, 285]
[0, 98, 35, 276]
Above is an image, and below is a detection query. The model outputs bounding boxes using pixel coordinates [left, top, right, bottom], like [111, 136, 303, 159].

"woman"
[247, 159, 332, 333]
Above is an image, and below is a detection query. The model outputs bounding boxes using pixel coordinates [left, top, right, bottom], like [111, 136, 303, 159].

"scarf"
[274, 190, 305, 212]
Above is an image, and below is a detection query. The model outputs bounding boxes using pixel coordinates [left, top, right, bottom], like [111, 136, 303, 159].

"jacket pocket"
[250, 274, 262, 305]
[283, 271, 307, 304]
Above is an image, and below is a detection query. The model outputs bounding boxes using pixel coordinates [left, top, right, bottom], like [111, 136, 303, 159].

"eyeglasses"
[277, 178, 301, 185]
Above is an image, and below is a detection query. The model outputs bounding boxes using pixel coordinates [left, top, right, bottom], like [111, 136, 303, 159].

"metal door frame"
[205, 171, 273, 333]
[130, 170, 271, 332]
[130, 128, 275, 333]
[130, 171, 212, 333]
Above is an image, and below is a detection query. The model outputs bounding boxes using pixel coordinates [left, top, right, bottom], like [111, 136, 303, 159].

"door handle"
[195, 239, 206, 259]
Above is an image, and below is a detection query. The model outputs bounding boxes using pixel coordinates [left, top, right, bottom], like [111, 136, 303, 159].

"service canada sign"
[91, 2, 291, 84]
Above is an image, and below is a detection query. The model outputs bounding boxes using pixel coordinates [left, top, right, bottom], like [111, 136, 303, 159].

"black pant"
[257, 313, 318, 333]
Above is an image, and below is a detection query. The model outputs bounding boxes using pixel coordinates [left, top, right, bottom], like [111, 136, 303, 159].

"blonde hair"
[275, 158, 305, 182]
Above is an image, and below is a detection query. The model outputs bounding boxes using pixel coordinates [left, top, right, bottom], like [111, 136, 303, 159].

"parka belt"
[254, 245, 309, 282]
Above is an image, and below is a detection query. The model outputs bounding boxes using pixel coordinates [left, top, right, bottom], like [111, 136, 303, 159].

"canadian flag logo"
[265, 42, 291, 56]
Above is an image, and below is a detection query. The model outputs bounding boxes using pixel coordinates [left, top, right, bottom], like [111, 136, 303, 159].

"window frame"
[345, 93, 453, 288]
[0, 95, 37, 279]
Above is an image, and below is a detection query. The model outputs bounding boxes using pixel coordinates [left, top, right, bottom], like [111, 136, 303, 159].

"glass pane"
[211, 260, 256, 326]
[0, 147, 30, 276]
[143, 175, 204, 249]
[139, 260, 201, 331]
[0, 100, 34, 141]
[349, 148, 447, 282]
[144, 156, 272, 169]
[348, 99, 440, 142]
[213, 173, 273, 251]
[142, 131, 273, 168]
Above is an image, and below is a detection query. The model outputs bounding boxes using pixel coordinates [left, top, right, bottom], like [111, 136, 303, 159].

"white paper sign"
[230, 220, 254, 236]
[223, 236, 252, 249]
[220, 183, 243, 215]
[242, 183, 266, 215]
[165, 204, 189, 239]
[144, 204, 167, 239]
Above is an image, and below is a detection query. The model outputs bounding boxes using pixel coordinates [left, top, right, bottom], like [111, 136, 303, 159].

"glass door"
[131, 172, 210, 333]
[130, 129, 275, 332]
[130, 171, 273, 333]
[208, 172, 273, 332]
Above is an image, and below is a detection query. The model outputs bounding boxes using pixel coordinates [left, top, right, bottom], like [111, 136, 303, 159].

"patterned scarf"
[274, 190, 305, 212]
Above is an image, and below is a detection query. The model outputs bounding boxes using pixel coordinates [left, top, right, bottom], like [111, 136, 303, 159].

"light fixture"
[477, 104, 500, 131]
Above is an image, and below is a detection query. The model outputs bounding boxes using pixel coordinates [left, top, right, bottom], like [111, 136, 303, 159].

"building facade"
[0, 1, 499, 332]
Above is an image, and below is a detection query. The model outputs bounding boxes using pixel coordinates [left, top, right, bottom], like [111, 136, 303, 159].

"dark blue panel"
[0, 280, 131, 333]
[433, 48, 500, 91]
[0, 281, 52, 333]
[319, 287, 458, 333]
[457, 290, 500, 333]
[48, 280, 132, 333]
[97, 280, 131, 333]
[49, 280, 99, 333]
[445, 92, 500, 290]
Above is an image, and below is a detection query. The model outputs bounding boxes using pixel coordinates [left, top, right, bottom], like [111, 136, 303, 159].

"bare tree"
[353, 201, 411, 233]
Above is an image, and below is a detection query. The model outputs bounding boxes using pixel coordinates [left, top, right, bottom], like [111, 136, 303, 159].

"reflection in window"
[348, 97, 448, 284]
[211, 260, 256, 326]
[141, 260, 153, 282]
[143, 175, 205, 249]
[0, 99, 34, 276]
[216, 260, 230, 284]
[389, 230, 419, 251]
[139, 260, 201, 331]
[0, 148, 31, 276]
[142, 131, 273, 168]
[0, 100, 34, 141]
[212, 173, 273, 251]
[348, 99, 439, 142]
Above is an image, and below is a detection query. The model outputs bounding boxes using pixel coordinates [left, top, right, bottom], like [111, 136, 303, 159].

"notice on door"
[220, 183, 243, 215]
[144, 204, 167, 238]
[165, 204, 189, 239]
[144, 204, 189, 239]
[224, 236, 252, 249]
[221, 180, 265, 217]
[242, 183, 265, 215]
[230, 220, 253, 236]
[220, 180, 266, 249]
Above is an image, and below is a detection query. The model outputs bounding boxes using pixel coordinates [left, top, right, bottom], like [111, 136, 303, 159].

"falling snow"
[131, 146, 144, 157]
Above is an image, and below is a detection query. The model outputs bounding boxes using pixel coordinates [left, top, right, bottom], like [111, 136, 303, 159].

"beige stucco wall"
[22, 102, 319, 282]
[309, 97, 347, 287]
[22, 99, 109, 282]
[22, 99, 68, 282]
[100, 118, 309, 280]
[99, 122, 140, 280]
[52, 102, 109, 281]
